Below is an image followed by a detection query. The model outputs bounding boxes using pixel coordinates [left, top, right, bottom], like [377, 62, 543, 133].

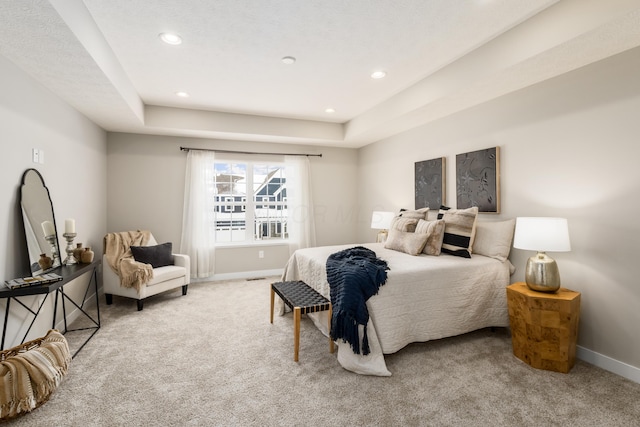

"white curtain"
[180, 150, 217, 278]
[285, 155, 316, 254]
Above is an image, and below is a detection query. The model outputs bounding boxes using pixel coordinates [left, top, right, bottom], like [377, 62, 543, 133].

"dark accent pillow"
[130, 242, 174, 268]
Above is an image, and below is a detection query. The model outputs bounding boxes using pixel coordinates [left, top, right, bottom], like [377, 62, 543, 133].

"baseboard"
[577, 345, 640, 384]
[202, 269, 283, 282]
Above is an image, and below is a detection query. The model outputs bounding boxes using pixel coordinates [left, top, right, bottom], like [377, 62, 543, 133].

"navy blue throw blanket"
[326, 246, 389, 355]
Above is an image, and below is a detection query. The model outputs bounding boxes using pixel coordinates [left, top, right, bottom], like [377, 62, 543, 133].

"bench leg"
[270, 287, 275, 324]
[328, 304, 334, 354]
[293, 307, 301, 362]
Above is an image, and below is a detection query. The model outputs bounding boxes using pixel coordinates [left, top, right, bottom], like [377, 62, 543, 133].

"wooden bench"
[270, 280, 334, 362]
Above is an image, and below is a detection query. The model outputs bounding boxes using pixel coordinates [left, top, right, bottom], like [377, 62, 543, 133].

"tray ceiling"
[1, 0, 639, 147]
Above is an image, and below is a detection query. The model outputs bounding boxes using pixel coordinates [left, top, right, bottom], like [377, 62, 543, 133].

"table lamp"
[513, 217, 571, 292]
[371, 211, 395, 243]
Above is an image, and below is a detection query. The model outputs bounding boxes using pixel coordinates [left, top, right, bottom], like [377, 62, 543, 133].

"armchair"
[103, 232, 190, 311]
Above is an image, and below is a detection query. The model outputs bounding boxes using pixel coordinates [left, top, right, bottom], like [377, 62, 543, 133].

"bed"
[279, 211, 516, 376]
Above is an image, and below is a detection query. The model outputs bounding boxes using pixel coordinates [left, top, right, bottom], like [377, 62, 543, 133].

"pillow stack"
[382, 205, 515, 261]
[384, 209, 429, 255]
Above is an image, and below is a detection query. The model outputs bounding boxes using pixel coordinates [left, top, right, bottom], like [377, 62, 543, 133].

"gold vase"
[80, 247, 94, 264]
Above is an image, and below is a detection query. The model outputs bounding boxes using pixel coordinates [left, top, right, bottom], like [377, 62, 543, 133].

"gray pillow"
[384, 229, 429, 256]
[398, 208, 429, 220]
[415, 219, 446, 256]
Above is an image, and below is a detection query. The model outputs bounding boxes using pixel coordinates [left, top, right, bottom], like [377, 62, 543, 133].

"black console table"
[0, 260, 101, 358]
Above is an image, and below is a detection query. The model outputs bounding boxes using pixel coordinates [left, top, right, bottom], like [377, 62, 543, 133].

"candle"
[65, 218, 76, 234]
[41, 220, 55, 237]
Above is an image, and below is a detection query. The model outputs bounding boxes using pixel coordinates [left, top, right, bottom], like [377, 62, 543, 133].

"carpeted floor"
[6, 278, 640, 426]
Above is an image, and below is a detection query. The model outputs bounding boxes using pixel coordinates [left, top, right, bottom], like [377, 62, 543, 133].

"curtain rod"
[179, 146, 322, 157]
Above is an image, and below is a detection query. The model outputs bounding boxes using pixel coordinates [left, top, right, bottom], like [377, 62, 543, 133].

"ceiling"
[1, 0, 639, 148]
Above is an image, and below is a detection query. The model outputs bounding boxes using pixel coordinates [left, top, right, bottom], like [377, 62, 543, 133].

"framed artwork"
[456, 147, 500, 213]
[414, 157, 445, 210]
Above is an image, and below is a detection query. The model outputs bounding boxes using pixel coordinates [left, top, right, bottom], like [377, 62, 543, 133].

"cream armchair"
[103, 233, 190, 311]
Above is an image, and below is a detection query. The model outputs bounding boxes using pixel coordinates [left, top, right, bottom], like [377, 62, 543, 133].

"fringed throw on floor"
[326, 246, 389, 355]
[0, 329, 71, 420]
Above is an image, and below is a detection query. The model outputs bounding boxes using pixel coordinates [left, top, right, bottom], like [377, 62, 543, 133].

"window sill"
[215, 240, 289, 249]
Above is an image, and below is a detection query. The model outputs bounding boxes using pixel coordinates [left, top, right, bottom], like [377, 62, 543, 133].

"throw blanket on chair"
[326, 246, 389, 355]
[104, 230, 154, 293]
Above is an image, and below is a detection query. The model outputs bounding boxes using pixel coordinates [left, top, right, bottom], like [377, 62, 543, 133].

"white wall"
[0, 55, 107, 346]
[106, 133, 359, 277]
[357, 47, 640, 376]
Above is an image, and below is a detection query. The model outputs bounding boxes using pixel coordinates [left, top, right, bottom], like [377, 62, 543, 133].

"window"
[212, 161, 288, 243]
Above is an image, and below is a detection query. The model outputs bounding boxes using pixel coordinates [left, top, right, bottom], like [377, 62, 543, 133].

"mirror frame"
[20, 168, 62, 275]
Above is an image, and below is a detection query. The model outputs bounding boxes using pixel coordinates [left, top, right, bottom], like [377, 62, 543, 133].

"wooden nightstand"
[506, 282, 580, 373]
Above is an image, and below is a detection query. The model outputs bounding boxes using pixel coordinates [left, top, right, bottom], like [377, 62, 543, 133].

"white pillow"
[472, 219, 516, 262]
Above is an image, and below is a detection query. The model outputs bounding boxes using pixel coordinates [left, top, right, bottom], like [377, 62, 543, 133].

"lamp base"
[376, 230, 388, 243]
[524, 252, 561, 293]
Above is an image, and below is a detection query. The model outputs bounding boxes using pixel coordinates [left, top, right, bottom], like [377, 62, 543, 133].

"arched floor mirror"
[20, 168, 62, 275]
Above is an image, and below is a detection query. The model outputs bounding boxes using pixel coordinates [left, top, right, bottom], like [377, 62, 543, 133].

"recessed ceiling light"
[281, 56, 296, 65]
[325, 107, 336, 113]
[371, 70, 387, 79]
[175, 91, 189, 98]
[159, 32, 182, 45]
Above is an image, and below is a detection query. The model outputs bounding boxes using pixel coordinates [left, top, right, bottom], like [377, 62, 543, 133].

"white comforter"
[281, 243, 513, 376]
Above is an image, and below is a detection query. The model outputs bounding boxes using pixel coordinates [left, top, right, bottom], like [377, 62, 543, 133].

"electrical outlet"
[258, 250, 264, 259]
[32, 148, 39, 163]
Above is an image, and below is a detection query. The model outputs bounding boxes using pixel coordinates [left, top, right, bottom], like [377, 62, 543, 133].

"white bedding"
[281, 243, 513, 376]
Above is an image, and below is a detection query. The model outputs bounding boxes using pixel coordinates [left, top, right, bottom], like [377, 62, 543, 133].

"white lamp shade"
[371, 211, 395, 230]
[513, 217, 571, 252]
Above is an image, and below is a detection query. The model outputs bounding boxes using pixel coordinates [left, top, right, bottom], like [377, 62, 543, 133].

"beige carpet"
[6, 278, 640, 426]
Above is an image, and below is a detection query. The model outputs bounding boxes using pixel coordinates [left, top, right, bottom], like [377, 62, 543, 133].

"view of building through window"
[213, 162, 287, 243]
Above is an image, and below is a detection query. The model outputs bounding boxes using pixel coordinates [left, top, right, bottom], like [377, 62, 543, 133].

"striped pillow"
[390, 217, 419, 232]
[437, 206, 479, 258]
